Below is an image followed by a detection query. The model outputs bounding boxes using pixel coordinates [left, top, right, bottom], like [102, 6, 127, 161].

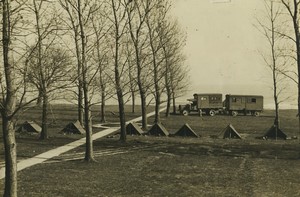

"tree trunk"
[270, 2, 279, 139]
[136, 59, 147, 129]
[36, 90, 42, 107]
[94, 22, 107, 124]
[273, 69, 279, 139]
[131, 89, 135, 113]
[40, 92, 48, 140]
[166, 90, 171, 117]
[153, 71, 161, 122]
[2, 118, 17, 197]
[75, 26, 84, 126]
[172, 91, 176, 114]
[78, 0, 94, 161]
[115, 59, 126, 141]
[129, 20, 146, 128]
[154, 64, 161, 123]
[100, 89, 106, 123]
[74, 13, 84, 126]
[117, 88, 126, 142]
[298, 72, 300, 139]
[290, 1, 300, 139]
[83, 90, 94, 161]
[111, 0, 126, 141]
[140, 92, 148, 130]
[133, 39, 147, 129]
[2, 0, 18, 195]
[163, 46, 171, 117]
[78, 81, 84, 125]
[296, 33, 300, 140]
[153, 62, 161, 122]
[154, 93, 161, 123]
[146, 14, 161, 124]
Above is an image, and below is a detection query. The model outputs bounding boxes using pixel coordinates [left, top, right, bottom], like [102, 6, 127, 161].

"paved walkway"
[0, 107, 166, 179]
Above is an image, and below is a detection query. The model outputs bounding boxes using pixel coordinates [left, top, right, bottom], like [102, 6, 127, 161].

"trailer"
[179, 93, 223, 116]
[224, 94, 263, 116]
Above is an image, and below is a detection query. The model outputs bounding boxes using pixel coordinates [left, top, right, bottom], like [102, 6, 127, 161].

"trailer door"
[198, 96, 209, 108]
[229, 96, 245, 111]
[245, 97, 262, 111]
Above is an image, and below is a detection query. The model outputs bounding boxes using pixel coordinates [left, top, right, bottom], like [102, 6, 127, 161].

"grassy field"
[1, 105, 300, 196]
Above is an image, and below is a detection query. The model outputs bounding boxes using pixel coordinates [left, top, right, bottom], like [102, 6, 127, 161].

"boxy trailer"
[224, 94, 263, 116]
[179, 93, 263, 116]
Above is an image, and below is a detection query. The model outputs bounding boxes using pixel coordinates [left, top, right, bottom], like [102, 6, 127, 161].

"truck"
[179, 93, 264, 116]
[179, 93, 223, 116]
[223, 94, 263, 116]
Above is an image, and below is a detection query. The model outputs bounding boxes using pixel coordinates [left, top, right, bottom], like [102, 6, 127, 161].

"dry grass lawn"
[0, 105, 300, 196]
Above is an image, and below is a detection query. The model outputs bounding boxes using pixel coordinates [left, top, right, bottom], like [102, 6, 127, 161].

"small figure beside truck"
[179, 93, 263, 116]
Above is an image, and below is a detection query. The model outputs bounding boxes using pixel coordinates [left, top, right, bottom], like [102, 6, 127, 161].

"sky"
[171, 0, 298, 109]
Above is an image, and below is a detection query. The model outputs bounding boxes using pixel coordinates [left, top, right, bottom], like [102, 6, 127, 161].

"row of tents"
[16, 120, 288, 140]
[127, 122, 199, 137]
[126, 122, 288, 140]
[16, 120, 85, 135]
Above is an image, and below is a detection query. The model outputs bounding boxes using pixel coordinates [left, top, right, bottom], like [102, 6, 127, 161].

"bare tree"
[107, 0, 131, 142]
[145, 0, 178, 123]
[280, 0, 300, 137]
[256, 0, 290, 139]
[78, 0, 96, 161]
[125, 39, 138, 113]
[59, 0, 84, 125]
[0, 0, 41, 197]
[91, 9, 114, 123]
[59, 0, 99, 161]
[25, 0, 70, 140]
[25, 45, 73, 139]
[126, 0, 153, 129]
[160, 18, 188, 116]
[1, 1, 18, 195]
[0, 0, 38, 196]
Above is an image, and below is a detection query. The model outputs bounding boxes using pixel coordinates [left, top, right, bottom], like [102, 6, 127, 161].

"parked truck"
[224, 94, 263, 116]
[179, 93, 223, 116]
[179, 93, 264, 116]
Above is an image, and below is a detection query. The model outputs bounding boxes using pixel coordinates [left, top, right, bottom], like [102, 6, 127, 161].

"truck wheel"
[182, 110, 189, 116]
[209, 110, 216, 116]
[254, 111, 260, 116]
[231, 111, 238, 116]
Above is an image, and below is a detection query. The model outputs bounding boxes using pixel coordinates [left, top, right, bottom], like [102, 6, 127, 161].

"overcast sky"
[172, 0, 297, 108]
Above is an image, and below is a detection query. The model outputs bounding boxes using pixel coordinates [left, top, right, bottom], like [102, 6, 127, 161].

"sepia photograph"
[0, 0, 300, 196]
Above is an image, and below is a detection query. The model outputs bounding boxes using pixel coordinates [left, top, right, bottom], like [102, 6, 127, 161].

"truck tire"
[231, 111, 238, 116]
[209, 109, 216, 116]
[182, 110, 189, 116]
[254, 111, 260, 116]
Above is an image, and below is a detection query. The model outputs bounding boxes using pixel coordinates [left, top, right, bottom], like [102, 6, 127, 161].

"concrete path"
[0, 107, 166, 179]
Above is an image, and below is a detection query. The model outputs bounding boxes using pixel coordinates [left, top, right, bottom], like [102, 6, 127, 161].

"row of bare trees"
[1, 0, 188, 196]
